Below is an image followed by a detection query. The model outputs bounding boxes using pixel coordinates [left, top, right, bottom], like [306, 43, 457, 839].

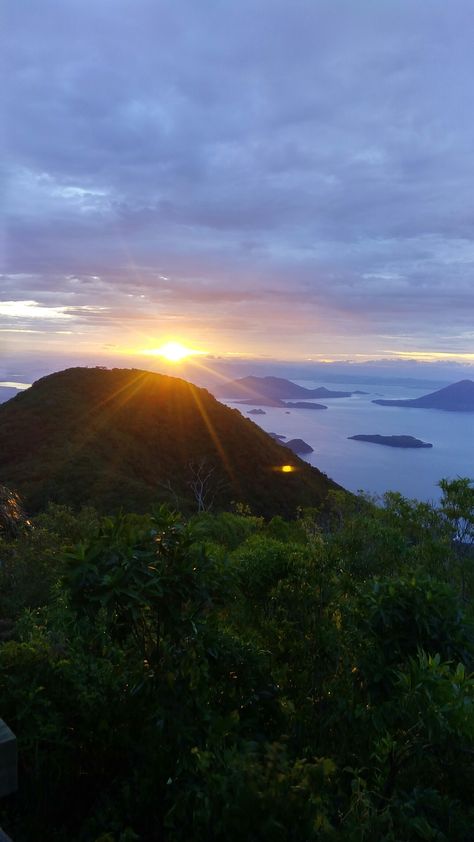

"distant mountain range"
[215, 375, 352, 406]
[0, 367, 341, 516]
[373, 379, 474, 412]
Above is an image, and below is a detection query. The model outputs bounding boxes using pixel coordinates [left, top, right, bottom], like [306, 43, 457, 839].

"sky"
[3, 0, 474, 378]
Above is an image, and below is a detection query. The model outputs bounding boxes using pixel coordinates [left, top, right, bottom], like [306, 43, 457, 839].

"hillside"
[215, 375, 351, 403]
[0, 367, 340, 516]
[373, 379, 474, 411]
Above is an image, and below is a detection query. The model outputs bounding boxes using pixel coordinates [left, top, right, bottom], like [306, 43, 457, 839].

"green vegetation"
[0, 367, 339, 517]
[0, 479, 473, 840]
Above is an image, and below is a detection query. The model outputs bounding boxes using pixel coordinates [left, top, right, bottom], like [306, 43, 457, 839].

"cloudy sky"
[3, 0, 474, 370]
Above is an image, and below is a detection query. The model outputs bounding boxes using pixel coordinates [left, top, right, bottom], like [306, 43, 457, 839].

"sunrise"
[2, 1, 474, 839]
[146, 342, 206, 363]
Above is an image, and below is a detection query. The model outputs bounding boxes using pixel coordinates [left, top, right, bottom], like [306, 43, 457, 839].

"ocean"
[223, 380, 474, 502]
[1, 375, 472, 504]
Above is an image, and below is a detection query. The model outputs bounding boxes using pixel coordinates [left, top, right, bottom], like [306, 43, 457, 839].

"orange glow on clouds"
[384, 350, 474, 363]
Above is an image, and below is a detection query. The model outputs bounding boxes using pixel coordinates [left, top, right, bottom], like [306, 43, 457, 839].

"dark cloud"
[3, 0, 474, 358]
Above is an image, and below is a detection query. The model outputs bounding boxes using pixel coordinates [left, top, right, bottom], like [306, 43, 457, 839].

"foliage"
[0, 366, 339, 518]
[0, 484, 29, 537]
[0, 479, 473, 840]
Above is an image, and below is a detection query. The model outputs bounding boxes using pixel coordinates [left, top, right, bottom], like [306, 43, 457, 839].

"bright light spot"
[0, 300, 71, 320]
[281, 465, 295, 473]
[148, 341, 205, 363]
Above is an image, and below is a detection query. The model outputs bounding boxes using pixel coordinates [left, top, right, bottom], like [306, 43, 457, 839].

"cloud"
[4, 0, 474, 357]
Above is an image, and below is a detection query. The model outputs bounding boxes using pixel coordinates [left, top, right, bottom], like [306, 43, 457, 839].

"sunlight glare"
[148, 341, 204, 363]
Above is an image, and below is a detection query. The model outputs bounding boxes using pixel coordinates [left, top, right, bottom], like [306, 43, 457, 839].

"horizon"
[1, 354, 474, 403]
[3, 0, 474, 370]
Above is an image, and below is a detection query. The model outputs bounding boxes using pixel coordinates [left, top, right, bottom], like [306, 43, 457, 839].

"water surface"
[224, 380, 474, 501]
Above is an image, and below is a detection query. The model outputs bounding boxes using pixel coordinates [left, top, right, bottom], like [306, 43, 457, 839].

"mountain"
[214, 376, 352, 403]
[0, 367, 341, 517]
[372, 379, 474, 412]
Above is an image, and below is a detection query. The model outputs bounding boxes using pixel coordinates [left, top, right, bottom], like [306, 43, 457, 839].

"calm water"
[224, 380, 474, 502]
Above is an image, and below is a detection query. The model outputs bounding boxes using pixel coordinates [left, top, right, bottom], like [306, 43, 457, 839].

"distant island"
[348, 434, 433, 449]
[215, 375, 353, 404]
[285, 438, 314, 455]
[247, 408, 266, 415]
[372, 379, 474, 412]
[283, 401, 327, 410]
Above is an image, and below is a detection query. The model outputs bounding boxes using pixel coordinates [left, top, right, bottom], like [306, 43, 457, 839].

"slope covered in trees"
[0, 367, 339, 517]
[0, 479, 473, 840]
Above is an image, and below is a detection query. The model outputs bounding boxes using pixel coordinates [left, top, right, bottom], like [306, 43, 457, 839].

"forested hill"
[0, 367, 340, 515]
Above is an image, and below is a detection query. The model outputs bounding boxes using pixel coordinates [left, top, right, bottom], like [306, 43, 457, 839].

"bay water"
[224, 380, 474, 502]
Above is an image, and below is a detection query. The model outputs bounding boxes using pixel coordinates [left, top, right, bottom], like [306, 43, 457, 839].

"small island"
[348, 434, 433, 449]
[283, 401, 327, 410]
[285, 438, 314, 455]
[247, 408, 266, 415]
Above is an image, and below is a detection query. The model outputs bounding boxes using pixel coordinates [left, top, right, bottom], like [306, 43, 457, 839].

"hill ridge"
[0, 367, 340, 516]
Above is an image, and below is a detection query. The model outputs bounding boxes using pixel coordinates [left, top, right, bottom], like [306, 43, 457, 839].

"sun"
[149, 341, 204, 363]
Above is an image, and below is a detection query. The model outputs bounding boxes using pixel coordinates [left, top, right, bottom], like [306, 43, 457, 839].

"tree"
[187, 458, 227, 513]
[439, 478, 474, 601]
[0, 485, 29, 537]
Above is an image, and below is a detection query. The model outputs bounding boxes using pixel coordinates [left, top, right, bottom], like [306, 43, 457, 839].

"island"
[283, 401, 327, 410]
[372, 379, 474, 412]
[285, 438, 314, 455]
[348, 434, 433, 449]
[215, 375, 353, 403]
[247, 408, 266, 415]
